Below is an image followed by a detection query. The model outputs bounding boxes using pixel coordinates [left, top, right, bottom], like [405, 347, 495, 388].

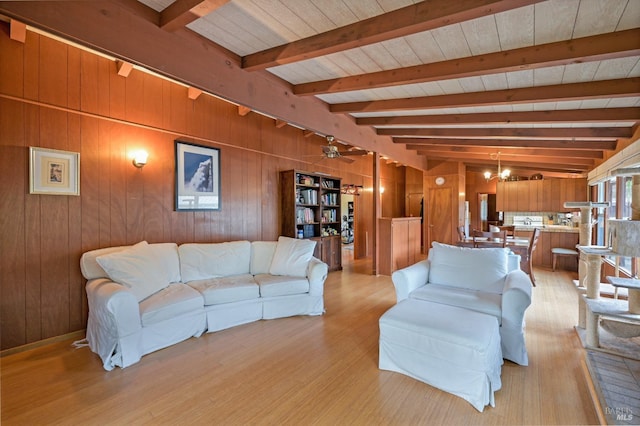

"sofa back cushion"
[95, 241, 181, 301]
[81, 242, 181, 282]
[81, 245, 132, 280]
[269, 236, 316, 278]
[427, 242, 509, 294]
[179, 241, 251, 282]
[250, 241, 277, 275]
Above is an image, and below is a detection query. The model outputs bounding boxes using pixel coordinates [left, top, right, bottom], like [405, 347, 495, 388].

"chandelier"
[484, 152, 511, 182]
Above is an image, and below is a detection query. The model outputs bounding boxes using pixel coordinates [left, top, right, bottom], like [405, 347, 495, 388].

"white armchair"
[391, 242, 533, 366]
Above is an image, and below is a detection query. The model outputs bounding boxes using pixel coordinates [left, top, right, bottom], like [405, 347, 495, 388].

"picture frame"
[29, 147, 80, 196]
[175, 140, 221, 211]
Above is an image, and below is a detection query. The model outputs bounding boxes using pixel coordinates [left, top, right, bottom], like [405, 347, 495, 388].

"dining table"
[456, 237, 531, 275]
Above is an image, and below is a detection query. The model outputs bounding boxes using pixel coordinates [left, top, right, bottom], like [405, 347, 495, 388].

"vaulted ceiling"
[2, 0, 639, 178]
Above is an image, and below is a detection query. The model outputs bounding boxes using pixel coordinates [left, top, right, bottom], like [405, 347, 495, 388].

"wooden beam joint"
[9, 19, 26, 43]
[188, 86, 203, 100]
[116, 60, 133, 77]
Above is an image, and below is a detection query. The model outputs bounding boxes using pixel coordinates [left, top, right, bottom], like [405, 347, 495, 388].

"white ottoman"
[379, 299, 503, 412]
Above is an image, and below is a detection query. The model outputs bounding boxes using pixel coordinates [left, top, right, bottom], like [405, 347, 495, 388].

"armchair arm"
[391, 260, 430, 302]
[85, 278, 142, 370]
[307, 257, 329, 297]
[507, 253, 522, 272]
[500, 269, 533, 365]
[501, 270, 532, 330]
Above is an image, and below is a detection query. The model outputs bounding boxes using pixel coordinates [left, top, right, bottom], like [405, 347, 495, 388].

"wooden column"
[373, 152, 381, 275]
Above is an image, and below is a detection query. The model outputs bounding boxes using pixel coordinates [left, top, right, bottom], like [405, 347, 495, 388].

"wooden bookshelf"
[280, 170, 342, 271]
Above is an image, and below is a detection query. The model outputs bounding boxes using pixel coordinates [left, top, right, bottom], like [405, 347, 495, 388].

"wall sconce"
[132, 150, 148, 168]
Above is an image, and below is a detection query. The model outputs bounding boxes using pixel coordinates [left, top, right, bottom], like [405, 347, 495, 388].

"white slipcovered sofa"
[79, 237, 328, 370]
[390, 242, 533, 366]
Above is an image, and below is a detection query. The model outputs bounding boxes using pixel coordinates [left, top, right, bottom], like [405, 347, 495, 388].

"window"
[596, 176, 635, 275]
[594, 181, 606, 247]
[621, 176, 633, 220]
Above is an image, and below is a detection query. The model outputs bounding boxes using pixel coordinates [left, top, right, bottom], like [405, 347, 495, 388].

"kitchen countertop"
[513, 225, 579, 233]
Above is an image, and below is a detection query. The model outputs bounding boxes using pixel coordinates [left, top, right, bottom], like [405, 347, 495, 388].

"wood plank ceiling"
[49, 0, 640, 177]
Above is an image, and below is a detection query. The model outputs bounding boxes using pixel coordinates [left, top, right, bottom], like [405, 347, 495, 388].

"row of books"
[296, 208, 316, 224]
[321, 180, 337, 188]
[322, 209, 338, 223]
[321, 193, 338, 205]
[297, 188, 318, 205]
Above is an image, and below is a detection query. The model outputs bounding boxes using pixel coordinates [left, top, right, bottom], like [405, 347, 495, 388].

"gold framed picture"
[29, 147, 80, 196]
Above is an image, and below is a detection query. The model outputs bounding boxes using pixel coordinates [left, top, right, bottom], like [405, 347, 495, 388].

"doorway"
[478, 193, 501, 231]
[341, 193, 355, 265]
[427, 187, 452, 248]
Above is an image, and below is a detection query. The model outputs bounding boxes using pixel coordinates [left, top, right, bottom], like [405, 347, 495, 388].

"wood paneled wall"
[0, 25, 402, 350]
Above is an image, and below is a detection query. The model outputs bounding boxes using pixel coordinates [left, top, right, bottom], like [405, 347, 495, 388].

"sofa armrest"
[501, 270, 532, 329]
[86, 278, 142, 338]
[391, 260, 430, 302]
[307, 257, 328, 297]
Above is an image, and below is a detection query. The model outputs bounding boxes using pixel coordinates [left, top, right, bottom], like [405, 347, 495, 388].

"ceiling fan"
[320, 135, 368, 163]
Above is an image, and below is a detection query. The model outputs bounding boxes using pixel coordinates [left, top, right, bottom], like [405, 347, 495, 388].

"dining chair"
[471, 230, 507, 248]
[498, 225, 515, 237]
[523, 228, 541, 286]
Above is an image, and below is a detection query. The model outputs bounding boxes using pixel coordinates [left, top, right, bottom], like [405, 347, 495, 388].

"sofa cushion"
[254, 273, 310, 297]
[410, 284, 502, 324]
[250, 241, 277, 275]
[269, 236, 316, 278]
[179, 241, 251, 282]
[428, 242, 508, 294]
[96, 241, 177, 302]
[187, 274, 259, 305]
[80, 245, 132, 280]
[139, 283, 204, 326]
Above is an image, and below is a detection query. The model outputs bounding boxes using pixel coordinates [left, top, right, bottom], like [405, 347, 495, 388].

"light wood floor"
[1, 256, 598, 425]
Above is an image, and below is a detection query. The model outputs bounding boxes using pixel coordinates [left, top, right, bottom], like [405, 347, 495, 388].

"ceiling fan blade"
[337, 156, 355, 164]
[322, 146, 332, 154]
[340, 149, 368, 156]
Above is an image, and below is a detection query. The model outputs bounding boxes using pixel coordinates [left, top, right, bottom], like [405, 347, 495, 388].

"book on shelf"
[321, 192, 338, 205]
[322, 209, 337, 223]
[300, 188, 317, 205]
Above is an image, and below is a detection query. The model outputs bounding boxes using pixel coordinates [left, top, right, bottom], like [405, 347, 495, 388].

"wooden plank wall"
[0, 25, 408, 350]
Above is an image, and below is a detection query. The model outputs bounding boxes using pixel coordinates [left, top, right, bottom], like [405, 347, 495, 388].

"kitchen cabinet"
[496, 178, 587, 212]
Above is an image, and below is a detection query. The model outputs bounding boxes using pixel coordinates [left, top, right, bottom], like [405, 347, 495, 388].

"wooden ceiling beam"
[418, 153, 592, 169]
[462, 161, 589, 174]
[378, 127, 631, 139]
[160, 0, 230, 32]
[330, 78, 640, 113]
[405, 145, 603, 159]
[394, 138, 618, 150]
[356, 107, 640, 126]
[241, 0, 543, 71]
[295, 29, 640, 95]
